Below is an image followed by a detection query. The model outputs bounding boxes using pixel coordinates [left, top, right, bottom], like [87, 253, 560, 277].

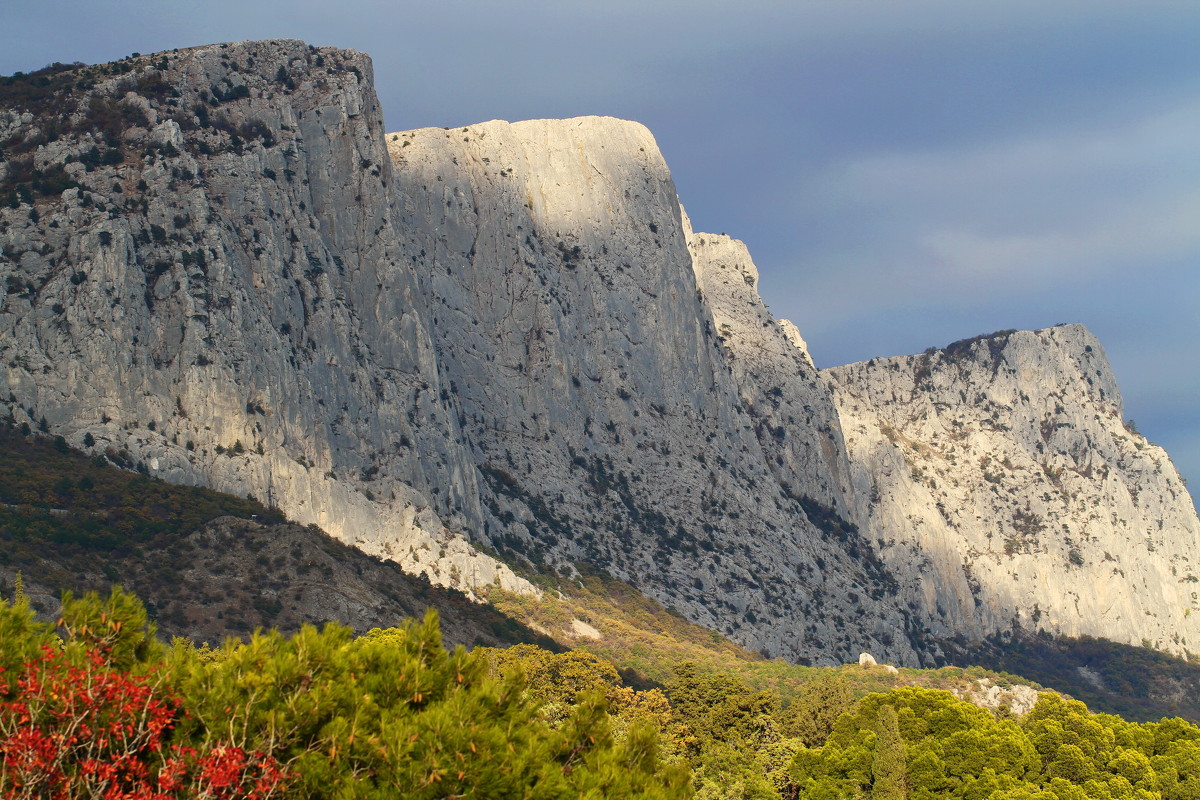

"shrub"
[0, 596, 289, 799]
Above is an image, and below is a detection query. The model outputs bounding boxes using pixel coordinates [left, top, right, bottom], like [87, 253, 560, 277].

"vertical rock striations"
[388, 118, 914, 663]
[0, 40, 528, 595]
[687, 228, 854, 517]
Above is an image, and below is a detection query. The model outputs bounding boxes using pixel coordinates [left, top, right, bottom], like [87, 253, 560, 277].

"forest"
[4, 586, 1200, 800]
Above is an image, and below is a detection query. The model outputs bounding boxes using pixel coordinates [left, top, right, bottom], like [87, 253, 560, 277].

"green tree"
[778, 672, 855, 747]
[0, 587, 54, 693]
[168, 610, 689, 799]
[484, 642, 622, 708]
[1153, 737, 1200, 800]
[668, 662, 776, 747]
[871, 704, 907, 800]
[792, 688, 1047, 799]
[58, 586, 161, 669]
[667, 662, 783, 798]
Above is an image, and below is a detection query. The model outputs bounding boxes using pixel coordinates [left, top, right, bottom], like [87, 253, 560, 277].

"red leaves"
[0, 645, 289, 800]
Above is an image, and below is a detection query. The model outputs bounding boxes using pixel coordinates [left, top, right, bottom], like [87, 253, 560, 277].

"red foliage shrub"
[0, 644, 288, 799]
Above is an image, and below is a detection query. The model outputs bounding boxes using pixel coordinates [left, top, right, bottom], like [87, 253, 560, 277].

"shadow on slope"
[6, 422, 1198, 723]
[948, 632, 1200, 723]
[0, 424, 555, 649]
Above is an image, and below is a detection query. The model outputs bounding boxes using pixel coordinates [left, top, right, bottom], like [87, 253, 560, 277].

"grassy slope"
[485, 564, 1200, 722]
[485, 571, 1048, 711]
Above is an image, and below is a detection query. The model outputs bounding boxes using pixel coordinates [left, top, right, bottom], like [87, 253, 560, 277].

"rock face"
[687, 229, 851, 516]
[387, 118, 914, 663]
[3, 41, 1198, 666]
[0, 40, 529, 596]
[824, 327, 1200, 656]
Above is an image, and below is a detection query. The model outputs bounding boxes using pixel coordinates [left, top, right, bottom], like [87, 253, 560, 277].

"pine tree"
[779, 673, 854, 747]
[871, 703, 907, 800]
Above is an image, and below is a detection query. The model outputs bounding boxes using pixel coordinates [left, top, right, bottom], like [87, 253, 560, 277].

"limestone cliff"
[3, 41, 1198, 666]
[687, 228, 852, 516]
[0, 40, 529, 595]
[387, 118, 914, 663]
[824, 327, 1200, 655]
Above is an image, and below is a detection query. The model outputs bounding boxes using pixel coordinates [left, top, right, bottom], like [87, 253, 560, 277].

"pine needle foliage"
[1, 588, 689, 799]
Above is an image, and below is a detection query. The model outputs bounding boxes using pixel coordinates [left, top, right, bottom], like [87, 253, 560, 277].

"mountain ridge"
[2, 40, 1197, 666]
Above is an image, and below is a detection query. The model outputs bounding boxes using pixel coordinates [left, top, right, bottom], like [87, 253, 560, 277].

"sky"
[3, 0, 1198, 495]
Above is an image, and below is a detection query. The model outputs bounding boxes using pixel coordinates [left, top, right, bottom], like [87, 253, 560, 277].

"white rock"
[569, 618, 602, 640]
[385, 116, 916, 664]
[0, 40, 532, 599]
[824, 326, 1200, 656]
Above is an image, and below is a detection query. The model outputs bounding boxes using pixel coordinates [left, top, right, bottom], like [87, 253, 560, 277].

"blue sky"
[4, 0, 1197, 494]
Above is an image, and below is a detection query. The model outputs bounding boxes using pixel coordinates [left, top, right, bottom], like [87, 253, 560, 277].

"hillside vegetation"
[5, 588, 1200, 799]
[953, 634, 1200, 724]
[6, 421, 1200, 725]
[8, 422, 1200, 798]
[485, 566, 1200, 727]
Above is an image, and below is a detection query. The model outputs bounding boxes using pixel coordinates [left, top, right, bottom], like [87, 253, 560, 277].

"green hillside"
[6, 585, 1200, 800]
[951, 633, 1200, 723]
[7, 422, 1200, 797]
[5, 420, 1200, 724]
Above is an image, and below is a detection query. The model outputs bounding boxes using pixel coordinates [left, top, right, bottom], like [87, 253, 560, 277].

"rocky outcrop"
[0, 40, 529, 596]
[953, 678, 1041, 716]
[824, 326, 1200, 656]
